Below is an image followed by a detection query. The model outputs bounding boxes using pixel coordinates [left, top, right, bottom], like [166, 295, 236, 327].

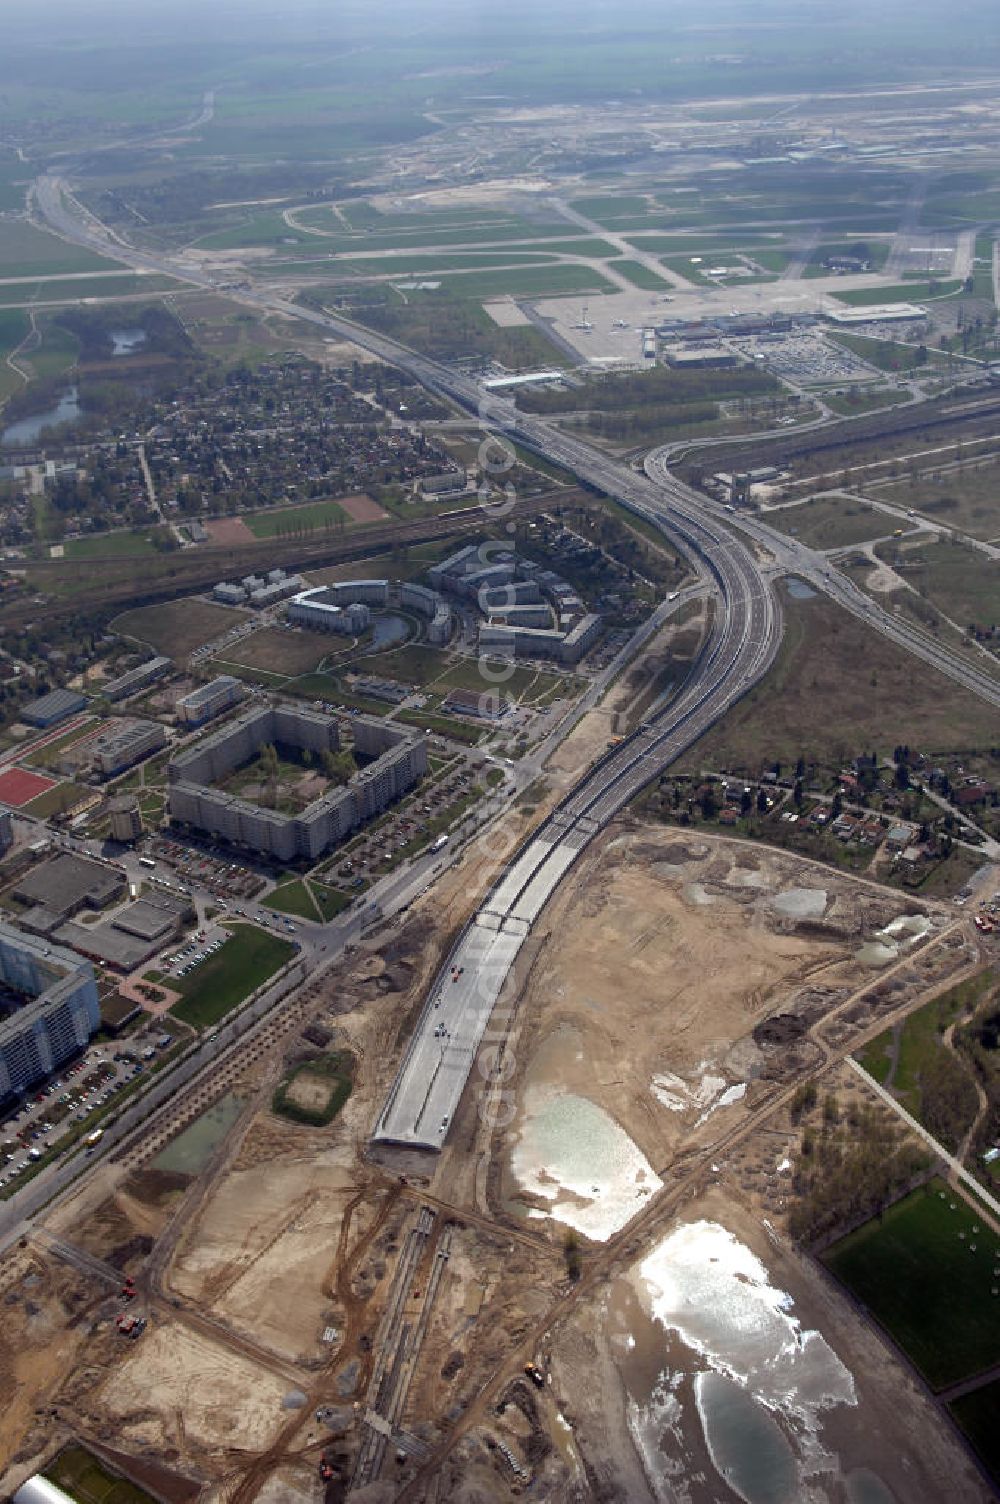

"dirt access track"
[0, 821, 988, 1503]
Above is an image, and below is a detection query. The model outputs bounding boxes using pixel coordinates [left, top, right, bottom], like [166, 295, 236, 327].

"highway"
[29, 173, 996, 1154]
[644, 448, 1000, 709]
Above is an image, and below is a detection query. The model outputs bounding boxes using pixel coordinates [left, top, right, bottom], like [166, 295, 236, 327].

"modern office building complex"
[429, 542, 603, 664]
[0, 922, 100, 1100]
[399, 582, 453, 645]
[168, 702, 426, 861]
[287, 581, 388, 634]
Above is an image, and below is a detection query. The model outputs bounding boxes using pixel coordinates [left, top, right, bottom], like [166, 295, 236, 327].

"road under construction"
[29, 173, 1000, 1155]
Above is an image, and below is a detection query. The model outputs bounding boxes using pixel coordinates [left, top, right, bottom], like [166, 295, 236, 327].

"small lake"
[2, 386, 80, 447]
[111, 328, 147, 356]
[150, 1093, 244, 1175]
[695, 1371, 798, 1504]
[371, 612, 410, 648]
[786, 578, 817, 600]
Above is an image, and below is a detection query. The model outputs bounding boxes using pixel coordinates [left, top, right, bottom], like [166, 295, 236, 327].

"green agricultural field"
[823, 1179, 1000, 1390]
[0, 219, 124, 278]
[767, 497, 891, 550]
[169, 924, 295, 1030]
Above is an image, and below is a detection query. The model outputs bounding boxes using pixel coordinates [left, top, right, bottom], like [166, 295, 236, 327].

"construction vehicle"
[524, 1362, 545, 1388]
[319, 1454, 335, 1483]
[121, 1278, 136, 1301]
[115, 1313, 146, 1339]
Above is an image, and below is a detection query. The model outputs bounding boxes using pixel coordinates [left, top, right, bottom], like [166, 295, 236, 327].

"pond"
[2, 386, 80, 447]
[370, 612, 410, 648]
[150, 1093, 244, 1175]
[111, 328, 148, 356]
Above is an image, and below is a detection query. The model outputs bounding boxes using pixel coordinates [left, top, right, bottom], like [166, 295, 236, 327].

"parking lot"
[0, 1027, 176, 1194]
[150, 836, 266, 899]
[730, 331, 882, 386]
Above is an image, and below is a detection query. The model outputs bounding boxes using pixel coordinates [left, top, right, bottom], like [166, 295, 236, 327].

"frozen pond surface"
[630, 1221, 857, 1500]
[511, 1088, 661, 1240]
[771, 887, 827, 919]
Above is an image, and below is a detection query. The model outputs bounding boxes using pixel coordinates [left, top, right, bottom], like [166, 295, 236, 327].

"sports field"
[823, 1179, 1000, 1390]
[0, 765, 57, 806]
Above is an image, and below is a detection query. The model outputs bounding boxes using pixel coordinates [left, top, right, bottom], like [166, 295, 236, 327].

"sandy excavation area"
[96, 1322, 290, 1455]
[169, 1146, 357, 1363]
[493, 824, 936, 1231]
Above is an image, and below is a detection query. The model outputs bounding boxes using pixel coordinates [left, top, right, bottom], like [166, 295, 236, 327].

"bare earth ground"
[205, 516, 256, 545]
[0, 821, 991, 1502]
[337, 492, 389, 523]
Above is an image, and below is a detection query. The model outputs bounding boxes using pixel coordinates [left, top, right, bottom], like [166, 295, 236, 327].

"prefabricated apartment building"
[167, 702, 427, 861]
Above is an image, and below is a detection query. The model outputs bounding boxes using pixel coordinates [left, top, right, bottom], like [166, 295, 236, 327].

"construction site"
[0, 801, 995, 1503]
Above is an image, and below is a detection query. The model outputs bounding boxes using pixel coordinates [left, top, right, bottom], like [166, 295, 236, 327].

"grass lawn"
[766, 497, 891, 550]
[310, 880, 351, 920]
[220, 625, 330, 676]
[874, 537, 1000, 633]
[23, 780, 88, 818]
[272, 1049, 353, 1126]
[113, 598, 251, 657]
[46, 1445, 158, 1504]
[244, 498, 349, 537]
[823, 1179, 1000, 1390]
[0, 274, 181, 307]
[169, 924, 295, 1030]
[949, 1378, 1000, 1487]
[0, 306, 30, 401]
[822, 388, 911, 417]
[409, 264, 616, 298]
[827, 331, 945, 373]
[857, 971, 995, 1098]
[874, 463, 1000, 544]
[24, 719, 96, 767]
[64, 530, 162, 560]
[614, 260, 673, 290]
[680, 585, 998, 773]
[833, 280, 961, 306]
[265, 878, 318, 919]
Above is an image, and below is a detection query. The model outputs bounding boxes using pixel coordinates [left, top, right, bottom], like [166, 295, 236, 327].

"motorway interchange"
[28, 172, 1000, 1156]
